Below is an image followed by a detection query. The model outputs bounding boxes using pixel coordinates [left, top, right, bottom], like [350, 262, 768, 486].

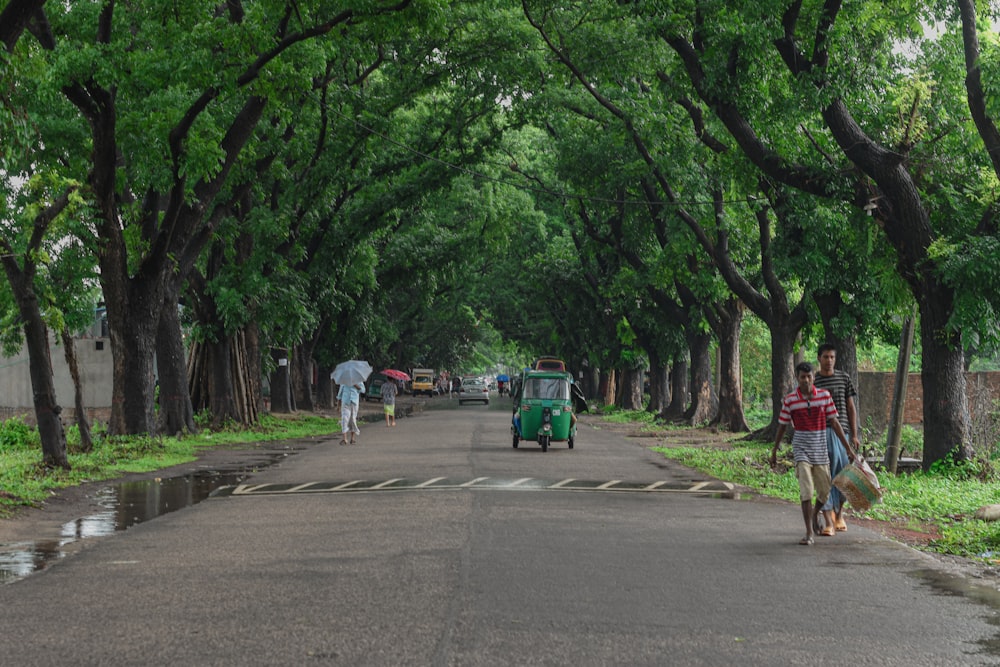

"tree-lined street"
[1, 402, 998, 665]
[4, 1, 1000, 471]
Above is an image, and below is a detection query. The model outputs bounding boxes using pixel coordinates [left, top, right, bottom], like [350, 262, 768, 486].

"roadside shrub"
[0, 417, 39, 451]
[744, 405, 772, 431]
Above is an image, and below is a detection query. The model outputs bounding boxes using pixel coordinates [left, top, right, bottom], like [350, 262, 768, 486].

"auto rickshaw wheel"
[540, 435, 549, 452]
[568, 436, 574, 449]
[512, 434, 519, 448]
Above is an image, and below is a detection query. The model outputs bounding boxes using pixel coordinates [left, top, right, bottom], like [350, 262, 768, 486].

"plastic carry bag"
[832, 456, 883, 511]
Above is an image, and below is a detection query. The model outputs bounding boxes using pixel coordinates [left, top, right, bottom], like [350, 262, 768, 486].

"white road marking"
[286, 482, 321, 493]
[224, 478, 739, 497]
[232, 484, 273, 495]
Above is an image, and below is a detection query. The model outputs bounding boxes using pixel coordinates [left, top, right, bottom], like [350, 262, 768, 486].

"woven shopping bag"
[832, 456, 883, 511]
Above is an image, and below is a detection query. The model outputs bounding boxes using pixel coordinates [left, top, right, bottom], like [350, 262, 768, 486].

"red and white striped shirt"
[778, 386, 838, 464]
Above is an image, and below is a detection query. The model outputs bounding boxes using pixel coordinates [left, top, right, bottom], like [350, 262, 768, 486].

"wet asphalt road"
[1, 398, 999, 666]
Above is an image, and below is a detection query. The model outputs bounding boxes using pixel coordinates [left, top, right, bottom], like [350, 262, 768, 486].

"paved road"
[2, 397, 999, 666]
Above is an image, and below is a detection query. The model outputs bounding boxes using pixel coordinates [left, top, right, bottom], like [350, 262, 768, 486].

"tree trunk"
[189, 327, 260, 426]
[0, 258, 69, 468]
[601, 369, 616, 406]
[619, 367, 644, 410]
[208, 336, 239, 427]
[583, 366, 600, 400]
[0, 0, 46, 51]
[245, 322, 264, 418]
[754, 322, 799, 441]
[104, 276, 161, 435]
[647, 362, 669, 415]
[21, 302, 68, 469]
[157, 290, 197, 435]
[269, 347, 293, 413]
[713, 299, 749, 432]
[684, 330, 718, 425]
[60, 328, 93, 453]
[920, 293, 972, 467]
[290, 341, 316, 412]
[25, 325, 67, 469]
[316, 364, 335, 409]
[663, 356, 688, 420]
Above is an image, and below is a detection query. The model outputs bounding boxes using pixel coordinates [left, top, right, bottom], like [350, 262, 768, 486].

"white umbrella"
[331, 359, 373, 387]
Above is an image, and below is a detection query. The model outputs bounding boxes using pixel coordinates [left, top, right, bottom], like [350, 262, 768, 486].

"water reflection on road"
[0, 452, 293, 584]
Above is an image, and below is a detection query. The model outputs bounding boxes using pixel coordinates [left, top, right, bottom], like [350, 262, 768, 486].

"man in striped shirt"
[815, 344, 860, 534]
[769, 362, 853, 545]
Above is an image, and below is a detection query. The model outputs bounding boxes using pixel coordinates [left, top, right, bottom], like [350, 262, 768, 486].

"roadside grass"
[651, 435, 1000, 562]
[600, 406, 657, 425]
[0, 413, 340, 517]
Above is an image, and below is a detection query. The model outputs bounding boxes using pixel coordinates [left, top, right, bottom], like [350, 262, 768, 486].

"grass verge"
[651, 434, 1000, 562]
[0, 413, 340, 517]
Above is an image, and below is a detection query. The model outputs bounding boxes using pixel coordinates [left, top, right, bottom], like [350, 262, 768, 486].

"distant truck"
[411, 368, 436, 397]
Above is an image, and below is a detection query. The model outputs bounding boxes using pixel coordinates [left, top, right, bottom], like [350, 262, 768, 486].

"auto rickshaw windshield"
[523, 377, 570, 400]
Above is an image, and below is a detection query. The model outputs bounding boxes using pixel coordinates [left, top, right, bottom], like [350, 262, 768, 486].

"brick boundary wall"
[857, 371, 1000, 436]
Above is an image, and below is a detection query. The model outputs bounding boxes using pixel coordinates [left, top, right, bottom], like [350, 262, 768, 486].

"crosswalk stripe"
[221, 477, 739, 497]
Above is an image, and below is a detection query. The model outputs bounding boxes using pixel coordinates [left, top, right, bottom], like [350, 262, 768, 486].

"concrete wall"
[0, 335, 113, 415]
[857, 371, 1000, 435]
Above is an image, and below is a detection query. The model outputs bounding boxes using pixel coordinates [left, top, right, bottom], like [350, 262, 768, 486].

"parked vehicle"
[532, 357, 566, 372]
[459, 376, 490, 405]
[365, 373, 387, 401]
[511, 370, 576, 452]
[411, 368, 435, 397]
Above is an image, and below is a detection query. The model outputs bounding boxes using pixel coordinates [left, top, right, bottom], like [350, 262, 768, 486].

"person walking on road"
[337, 382, 364, 445]
[814, 343, 861, 534]
[382, 379, 398, 427]
[769, 362, 853, 546]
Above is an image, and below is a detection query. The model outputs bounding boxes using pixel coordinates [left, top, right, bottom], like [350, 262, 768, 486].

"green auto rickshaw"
[511, 370, 577, 452]
[365, 373, 387, 402]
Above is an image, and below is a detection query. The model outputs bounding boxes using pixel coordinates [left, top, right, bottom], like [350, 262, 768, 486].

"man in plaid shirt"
[770, 362, 853, 545]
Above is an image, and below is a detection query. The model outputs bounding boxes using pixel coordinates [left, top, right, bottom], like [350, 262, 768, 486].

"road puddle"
[0, 452, 292, 584]
[911, 568, 1000, 657]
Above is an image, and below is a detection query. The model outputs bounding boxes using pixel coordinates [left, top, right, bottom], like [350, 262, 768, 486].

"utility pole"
[885, 306, 917, 474]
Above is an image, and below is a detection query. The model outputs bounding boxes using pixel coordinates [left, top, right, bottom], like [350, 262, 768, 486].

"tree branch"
[959, 0, 1000, 181]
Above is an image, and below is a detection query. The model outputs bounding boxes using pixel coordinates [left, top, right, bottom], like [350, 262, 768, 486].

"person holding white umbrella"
[330, 359, 372, 445]
[336, 381, 364, 445]
[332, 360, 372, 446]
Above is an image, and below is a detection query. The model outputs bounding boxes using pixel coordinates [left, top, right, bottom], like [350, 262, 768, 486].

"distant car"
[533, 357, 566, 372]
[459, 377, 490, 405]
[411, 369, 436, 397]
